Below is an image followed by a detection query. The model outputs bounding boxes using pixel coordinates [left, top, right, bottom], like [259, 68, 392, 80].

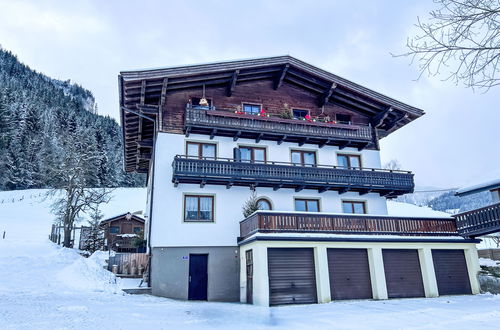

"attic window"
[243, 103, 261, 115]
[292, 109, 309, 119]
[336, 114, 352, 124]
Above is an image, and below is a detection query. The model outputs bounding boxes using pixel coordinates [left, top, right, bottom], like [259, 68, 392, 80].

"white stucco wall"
[150, 132, 389, 247]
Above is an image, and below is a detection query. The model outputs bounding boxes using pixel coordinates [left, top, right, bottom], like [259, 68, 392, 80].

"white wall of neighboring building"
[150, 132, 389, 247]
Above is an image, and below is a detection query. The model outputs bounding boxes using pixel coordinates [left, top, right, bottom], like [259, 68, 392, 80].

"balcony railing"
[239, 211, 459, 240]
[455, 202, 500, 237]
[172, 155, 414, 196]
[184, 106, 374, 149]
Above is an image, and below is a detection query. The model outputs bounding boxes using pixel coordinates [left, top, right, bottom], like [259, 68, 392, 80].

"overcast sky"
[0, 0, 498, 189]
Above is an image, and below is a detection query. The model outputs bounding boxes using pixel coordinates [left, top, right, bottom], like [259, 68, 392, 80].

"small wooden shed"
[99, 213, 145, 252]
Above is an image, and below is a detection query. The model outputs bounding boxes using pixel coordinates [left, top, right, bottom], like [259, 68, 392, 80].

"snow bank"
[56, 250, 122, 293]
[479, 258, 500, 267]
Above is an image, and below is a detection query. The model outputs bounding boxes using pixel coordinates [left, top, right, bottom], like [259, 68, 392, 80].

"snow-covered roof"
[456, 168, 500, 196]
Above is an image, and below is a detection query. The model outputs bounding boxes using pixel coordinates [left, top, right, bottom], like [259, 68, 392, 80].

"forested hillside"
[0, 48, 144, 190]
[397, 190, 492, 214]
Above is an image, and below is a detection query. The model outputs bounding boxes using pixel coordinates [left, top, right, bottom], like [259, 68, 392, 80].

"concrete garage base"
[151, 246, 240, 302]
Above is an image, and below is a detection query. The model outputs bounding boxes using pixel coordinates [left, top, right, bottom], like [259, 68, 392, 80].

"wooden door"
[188, 254, 208, 300]
[246, 250, 253, 304]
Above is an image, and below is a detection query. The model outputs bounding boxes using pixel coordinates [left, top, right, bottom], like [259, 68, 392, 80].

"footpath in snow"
[1, 188, 500, 330]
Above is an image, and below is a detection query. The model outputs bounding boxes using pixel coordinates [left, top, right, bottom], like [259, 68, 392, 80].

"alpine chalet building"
[119, 56, 480, 306]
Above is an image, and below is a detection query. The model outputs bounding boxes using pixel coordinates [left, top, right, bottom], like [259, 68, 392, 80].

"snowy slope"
[387, 200, 452, 218]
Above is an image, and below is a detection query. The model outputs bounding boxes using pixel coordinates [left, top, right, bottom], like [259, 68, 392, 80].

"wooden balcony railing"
[455, 203, 500, 237]
[172, 155, 414, 196]
[184, 106, 374, 149]
[239, 212, 459, 239]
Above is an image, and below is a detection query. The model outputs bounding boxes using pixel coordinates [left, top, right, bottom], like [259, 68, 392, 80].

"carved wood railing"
[455, 203, 500, 237]
[240, 212, 458, 239]
[172, 156, 414, 195]
[185, 106, 373, 142]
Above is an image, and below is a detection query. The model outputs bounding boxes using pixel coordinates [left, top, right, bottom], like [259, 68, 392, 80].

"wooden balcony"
[239, 212, 459, 240]
[172, 156, 415, 197]
[184, 106, 375, 150]
[455, 203, 500, 237]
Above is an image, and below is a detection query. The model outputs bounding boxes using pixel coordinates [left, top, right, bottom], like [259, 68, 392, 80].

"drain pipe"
[122, 106, 157, 287]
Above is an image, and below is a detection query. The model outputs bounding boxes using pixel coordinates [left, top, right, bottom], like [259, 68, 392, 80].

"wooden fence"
[108, 253, 148, 277]
[49, 224, 91, 250]
[478, 249, 500, 261]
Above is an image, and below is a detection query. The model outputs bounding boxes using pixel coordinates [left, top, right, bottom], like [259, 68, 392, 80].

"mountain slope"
[0, 47, 144, 190]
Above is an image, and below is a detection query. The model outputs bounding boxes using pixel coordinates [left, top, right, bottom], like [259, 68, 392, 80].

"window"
[133, 227, 142, 233]
[337, 154, 361, 168]
[294, 198, 320, 212]
[186, 142, 216, 159]
[291, 150, 316, 166]
[257, 198, 272, 210]
[292, 109, 309, 119]
[336, 113, 352, 124]
[184, 195, 214, 221]
[342, 201, 366, 214]
[109, 226, 120, 234]
[240, 146, 266, 163]
[242, 103, 261, 115]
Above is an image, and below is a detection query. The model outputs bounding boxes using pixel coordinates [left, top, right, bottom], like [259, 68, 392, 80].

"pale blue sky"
[0, 0, 498, 188]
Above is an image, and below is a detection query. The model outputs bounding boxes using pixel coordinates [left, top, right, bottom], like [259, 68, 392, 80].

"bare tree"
[383, 159, 402, 171]
[397, 0, 500, 90]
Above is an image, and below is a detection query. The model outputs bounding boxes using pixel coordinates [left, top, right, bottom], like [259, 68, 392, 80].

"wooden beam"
[274, 64, 289, 90]
[338, 187, 349, 194]
[338, 141, 351, 150]
[140, 80, 146, 105]
[277, 135, 287, 145]
[273, 184, 283, 191]
[173, 179, 179, 188]
[319, 139, 330, 148]
[210, 128, 217, 139]
[298, 138, 308, 147]
[226, 70, 239, 96]
[318, 186, 330, 193]
[159, 77, 168, 106]
[384, 112, 409, 131]
[185, 126, 191, 137]
[357, 142, 369, 151]
[371, 106, 393, 128]
[136, 140, 153, 148]
[200, 180, 206, 188]
[226, 182, 233, 189]
[359, 189, 372, 196]
[233, 131, 241, 141]
[318, 82, 337, 107]
[255, 133, 263, 143]
[295, 185, 305, 192]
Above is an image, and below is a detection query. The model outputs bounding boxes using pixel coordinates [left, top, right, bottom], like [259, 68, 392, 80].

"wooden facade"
[99, 213, 145, 252]
[119, 56, 424, 173]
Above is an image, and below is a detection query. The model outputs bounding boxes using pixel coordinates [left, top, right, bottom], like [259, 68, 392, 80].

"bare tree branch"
[395, 0, 500, 91]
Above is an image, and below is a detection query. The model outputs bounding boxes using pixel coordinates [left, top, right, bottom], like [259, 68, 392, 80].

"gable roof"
[99, 213, 145, 225]
[119, 55, 425, 173]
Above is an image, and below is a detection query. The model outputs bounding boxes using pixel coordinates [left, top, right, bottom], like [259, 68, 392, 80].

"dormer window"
[292, 109, 309, 119]
[242, 103, 261, 115]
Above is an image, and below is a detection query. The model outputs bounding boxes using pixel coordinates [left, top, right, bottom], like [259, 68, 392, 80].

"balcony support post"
[418, 248, 439, 298]
[367, 247, 388, 300]
[233, 131, 241, 141]
[314, 246, 332, 303]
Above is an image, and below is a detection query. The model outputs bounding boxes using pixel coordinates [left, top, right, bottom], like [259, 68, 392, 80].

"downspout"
[121, 106, 157, 287]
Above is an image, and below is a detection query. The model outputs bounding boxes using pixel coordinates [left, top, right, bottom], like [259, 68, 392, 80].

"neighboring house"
[455, 170, 500, 248]
[119, 56, 480, 306]
[100, 213, 145, 252]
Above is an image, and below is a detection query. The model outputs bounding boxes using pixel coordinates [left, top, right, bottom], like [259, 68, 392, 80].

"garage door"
[432, 249, 471, 295]
[327, 248, 372, 300]
[383, 249, 425, 298]
[267, 248, 317, 305]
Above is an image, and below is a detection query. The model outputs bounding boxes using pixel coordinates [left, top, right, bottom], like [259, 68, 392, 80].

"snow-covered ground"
[1, 188, 500, 329]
